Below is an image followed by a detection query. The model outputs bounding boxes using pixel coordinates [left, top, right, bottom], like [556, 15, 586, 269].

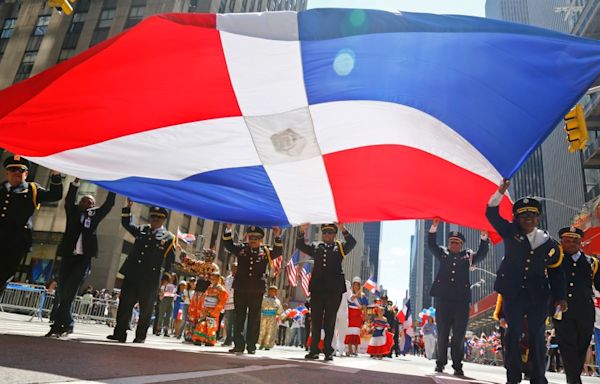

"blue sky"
[307, 0, 486, 304]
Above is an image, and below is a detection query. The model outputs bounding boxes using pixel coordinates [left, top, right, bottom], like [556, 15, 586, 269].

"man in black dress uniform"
[428, 218, 489, 375]
[47, 178, 115, 337]
[222, 224, 282, 354]
[486, 179, 567, 384]
[0, 156, 63, 294]
[297, 223, 357, 361]
[107, 200, 176, 343]
[554, 226, 600, 384]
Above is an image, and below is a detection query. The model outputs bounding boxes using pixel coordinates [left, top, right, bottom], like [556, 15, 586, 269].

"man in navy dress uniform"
[486, 179, 566, 384]
[428, 218, 489, 375]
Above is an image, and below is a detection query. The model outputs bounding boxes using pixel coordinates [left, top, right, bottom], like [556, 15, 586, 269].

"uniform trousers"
[554, 305, 594, 384]
[435, 299, 469, 370]
[0, 232, 29, 294]
[310, 292, 342, 356]
[503, 292, 548, 384]
[233, 290, 263, 351]
[114, 277, 159, 341]
[52, 254, 92, 330]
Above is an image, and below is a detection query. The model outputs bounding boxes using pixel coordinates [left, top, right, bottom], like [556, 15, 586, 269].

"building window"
[57, 49, 75, 63]
[181, 214, 191, 233]
[90, 8, 115, 47]
[62, 12, 86, 50]
[33, 15, 51, 36]
[256, 0, 262, 11]
[229, 0, 236, 12]
[249, 0, 256, 11]
[218, 0, 227, 13]
[1, 17, 16, 39]
[241, 0, 248, 12]
[124, 4, 145, 29]
[14, 51, 37, 83]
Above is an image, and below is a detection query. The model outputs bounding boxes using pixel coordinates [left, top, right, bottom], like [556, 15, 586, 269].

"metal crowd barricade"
[0, 282, 48, 321]
[1, 284, 118, 325]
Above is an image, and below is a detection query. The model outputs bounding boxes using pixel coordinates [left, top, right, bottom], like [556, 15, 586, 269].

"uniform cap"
[149, 206, 168, 218]
[3, 155, 30, 170]
[448, 231, 466, 243]
[321, 223, 338, 233]
[268, 285, 278, 290]
[558, 226, 584, 239]
[246, 226, 265, 238]
[513, 197, 542, 216]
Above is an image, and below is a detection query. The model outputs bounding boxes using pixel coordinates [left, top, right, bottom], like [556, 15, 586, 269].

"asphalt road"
[1, 312, 598, 384]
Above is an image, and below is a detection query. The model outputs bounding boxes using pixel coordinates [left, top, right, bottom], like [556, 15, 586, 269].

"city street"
[0, 312, 597, 384]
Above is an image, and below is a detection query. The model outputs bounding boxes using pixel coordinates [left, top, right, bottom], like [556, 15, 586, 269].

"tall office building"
[0, 0, 309, 293]
[363, 222, 381, 281]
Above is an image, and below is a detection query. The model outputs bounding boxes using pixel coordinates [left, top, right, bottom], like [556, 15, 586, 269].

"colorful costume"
[258, 295, 284, 349]
[367, 318, 394, 356]
[189, 283, 228, 345]
[345, 293, 367, 345]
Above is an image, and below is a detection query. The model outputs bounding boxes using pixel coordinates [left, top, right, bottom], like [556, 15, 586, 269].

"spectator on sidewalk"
[221, 263, 236, 346]
[157, 274, 177, 336]
[423, 317, 438, 360]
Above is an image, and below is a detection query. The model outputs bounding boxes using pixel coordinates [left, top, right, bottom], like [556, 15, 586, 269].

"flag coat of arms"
[1, 9, 599, 234]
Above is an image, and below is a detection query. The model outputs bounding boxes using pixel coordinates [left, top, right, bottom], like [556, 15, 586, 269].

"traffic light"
[47, 0, 76, 16]
[564, 104, 589, 153]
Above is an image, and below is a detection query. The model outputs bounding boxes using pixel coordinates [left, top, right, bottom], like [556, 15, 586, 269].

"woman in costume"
[344, 277, 368, 356]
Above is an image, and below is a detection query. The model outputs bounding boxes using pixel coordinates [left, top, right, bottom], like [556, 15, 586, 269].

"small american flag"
[272, 255, 283, 277]
[300, 262, 312, 297]
[286, 250, 300, 287]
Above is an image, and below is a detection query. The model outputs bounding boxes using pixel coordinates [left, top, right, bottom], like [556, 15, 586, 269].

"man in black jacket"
[297, 223, 356, 361]
[554, 226, 600, 384]
[107, 200, 176, 343]
[222, 224, 282, 354]
[0, 156, 63, 294]
[428, 218, 489, 375]
[47, 178, 115, 337]
[486, 179, 567, 384]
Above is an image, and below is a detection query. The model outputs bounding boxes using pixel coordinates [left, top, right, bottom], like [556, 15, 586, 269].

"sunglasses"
[6, 167, 26, 173]
[248, 235, 263, 240]
[322, 230, 336, 235]
[149, 215, 164, 220]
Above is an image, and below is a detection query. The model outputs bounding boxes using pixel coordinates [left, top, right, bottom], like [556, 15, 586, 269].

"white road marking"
[56, 364, 299, 384]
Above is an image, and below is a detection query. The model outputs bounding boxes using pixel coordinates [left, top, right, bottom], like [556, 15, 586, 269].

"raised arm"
[95, 191, 116, 222]
[121, 198, 142, 237]
[427, 219, 445, 259]
[337, 223, 357, 255]
[472, 231, 490, 265]
[222, 224, 244, 255]
[36, 171, 63, 203]
[485, 179, 513, 239]
[271, 226, 283, 258]
[295, 223, 315, 257]
[64, 180, 79, 215]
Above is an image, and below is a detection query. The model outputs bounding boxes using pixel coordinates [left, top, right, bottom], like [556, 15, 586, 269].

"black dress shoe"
[44, 328, 60, 338]
[305, 353, 319, 360]
[106, 334, 126, 343]
[324, 354, 333, 361]
[453, 369, 464, 376]
[229, 347, 244, 353]
[247, 349, 256, 354]
[435, 366, 444, 373]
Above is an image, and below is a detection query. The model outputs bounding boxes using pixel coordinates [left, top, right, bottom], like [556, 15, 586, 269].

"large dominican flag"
[1, 9, 599, 234]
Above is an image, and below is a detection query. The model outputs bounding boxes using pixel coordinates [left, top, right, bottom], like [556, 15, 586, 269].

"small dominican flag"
[363, 276, 377, 293]
[176, 227, 196, 244]
[296, 305, 309, 315]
